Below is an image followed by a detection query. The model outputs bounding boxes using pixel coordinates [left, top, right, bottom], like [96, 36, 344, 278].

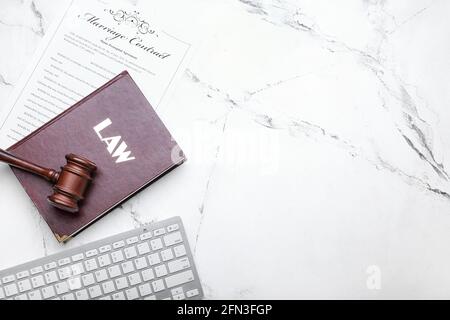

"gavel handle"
[0, 148, 59, 183]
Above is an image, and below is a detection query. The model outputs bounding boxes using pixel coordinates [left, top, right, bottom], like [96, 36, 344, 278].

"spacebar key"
[165, 270, 194, 288]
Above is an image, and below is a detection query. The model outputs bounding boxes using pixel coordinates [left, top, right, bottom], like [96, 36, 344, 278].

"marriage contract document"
[0, 0, 194, 148]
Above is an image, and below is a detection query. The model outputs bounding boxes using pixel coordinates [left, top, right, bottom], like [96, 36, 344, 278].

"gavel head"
[47, 154, 97, 213]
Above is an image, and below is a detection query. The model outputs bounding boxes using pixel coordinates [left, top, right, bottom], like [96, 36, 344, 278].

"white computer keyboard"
[0, 216, 203, 300]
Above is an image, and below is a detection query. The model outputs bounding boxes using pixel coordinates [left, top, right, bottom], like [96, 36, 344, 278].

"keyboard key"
[99, 295, 111, 300]
[161, 248, 174, 262]
[148, 253, 161, 266]
[44, 262, 57, 270]
[55, 282, 69, 295]
[102, 281, 115, 294]
[0, 288, 4, 299]
[52, 297, 61, 300]
[88, 285, 103, 298]
[144, 295, 156, 300]
[58, 267, 71, 280]
[173, 293, 186, 300]
[31, 275, 45, 288]
[2, 275, 15, 284]
[18, 279, 32, 293]
[155, 265, 168, 278]
[113, 240, 125, 249]
[121, 261, 135, 274]
[82, 273, 95, 286]
[171, 287, 184, 296]
[62, 293, 75, 300]
[58, 257, 71, 266]
[141, 268, 155, 282]
[86, 249, 98, 257]
[137, 242, 150, 255]
[30, 266, 44, 275]
[115, 277, 129, 290]
[163, 232, 182, 247]
[14, 294, 28, 300]
[134, 257, 148, 270]
[85, 258, 98, 271]
[152, 279, 165, 293]
[42, 285, 56, 299]
[124, 246, 138, 259]
[68, 277, 82, 290]
[16, 271, 30, 279]
[138, 283, 152, 297]
[95, 269, 108, 282]
[108, 265, 121, 278]
[154, 228, 166, 236]
[4, 283, 18, 297]
[185, 289, 199, 298]
[44, 271, 58, 284]
[72, 253, 84, 262]
[128, 272, 142, 286]
[173, 245, 187, 258]
[111, 250, 124, 263]
[140, 231, 152, 241]
[168, 257, 191, 274]
[28, 290, 42, 300]
[150, 238, 163, 251]
[167, 224, 179, 232]
[112, 291, 126, 300]
[126, 236, 139, 245]
[76, 289, 89, 300]
[125, 287, 139, 300]
[99, 245, 112, 253]
[165, 270, 194, 288]
[98, 254, 112, 267]
[71, 263, 84, 275]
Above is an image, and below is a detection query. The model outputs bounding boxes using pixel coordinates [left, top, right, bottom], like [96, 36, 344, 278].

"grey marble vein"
[0, 74, 13, 86]
[185, 58, 450, 204]
[119, 200, 145, 228]
[236, 0, 449, 187]
[0, 0, 46, 37]
[194, 110, 231, 255]
[30, 1, 45, 37]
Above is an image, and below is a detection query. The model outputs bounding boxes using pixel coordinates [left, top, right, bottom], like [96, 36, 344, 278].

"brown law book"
[7, 71, 186, 242]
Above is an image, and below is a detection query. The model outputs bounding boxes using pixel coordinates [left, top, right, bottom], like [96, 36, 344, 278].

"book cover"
[7, 71, 185, 242]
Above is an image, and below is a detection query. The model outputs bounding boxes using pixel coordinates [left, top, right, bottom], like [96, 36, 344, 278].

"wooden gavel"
[0, 149, 96, 213]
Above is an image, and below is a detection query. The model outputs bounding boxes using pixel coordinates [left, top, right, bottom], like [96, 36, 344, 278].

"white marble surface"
[1, 0, 450, 299]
